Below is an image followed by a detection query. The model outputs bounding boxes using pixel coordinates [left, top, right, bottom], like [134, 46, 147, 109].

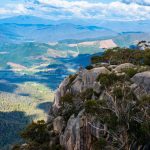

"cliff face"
[48, 63, 150, 150]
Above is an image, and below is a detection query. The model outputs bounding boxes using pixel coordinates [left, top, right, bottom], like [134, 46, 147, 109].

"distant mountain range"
[0, 23, 117, 43]
[0, 15, 150, 43]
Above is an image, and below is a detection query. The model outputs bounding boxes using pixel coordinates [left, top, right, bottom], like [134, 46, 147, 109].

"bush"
[144, 49, 150, 65]
[21, 120, 49, 144]
[86, 65, 94, 70]
[12, 144, 20, 150]
[80, 88, 93, 100]
[137, 95, 150, 106]
[67, 74, 77, 89]
[61, 93, 73, 104]
[91, 56, 101, 64]
[62, 106, 76, 121]
[96, 73, 120, 87]
[129, 120, 150, 145]
[123, 68, 138, 78]
[113, 87, 123, 99]
[85, 100, 98, 114]
[51, 144, 64, 150]
[93, 137, 107, 150]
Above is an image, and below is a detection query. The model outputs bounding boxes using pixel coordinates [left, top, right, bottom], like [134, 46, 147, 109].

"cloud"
[0, 3, 29, 18]
[35, 0, 150, 20]
[122, 0, 150, 6]
[0, 0, 150, 21]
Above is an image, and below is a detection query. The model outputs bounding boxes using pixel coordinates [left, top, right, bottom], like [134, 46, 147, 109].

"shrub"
[113, 87, 123, 99]
[91, 56, 101, 64]
[21, 120, 49, 144]
[123, 68, 138, 78]
[86, 65, 94, 70]
[12, 144, 20, 150]
[69, 74, 77, 83]
[144, 49, 150, 65]
[85, 100, 98, 114]
[51, 144, 65, 150]
[61, 93, 73, 104]
[80, 88, 93, 100]
[62, 106, 76, 121]
[96, 73, 119, 87]
[129, 120, 150, 145]
[93, 137, 107, 150]
[137, 95, 150, 106]
[67, 74, 77, 89]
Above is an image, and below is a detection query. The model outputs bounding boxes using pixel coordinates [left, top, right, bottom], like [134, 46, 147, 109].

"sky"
[0, 0, 150, 21]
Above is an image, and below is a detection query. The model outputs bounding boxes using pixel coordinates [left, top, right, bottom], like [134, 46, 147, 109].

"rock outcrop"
[114, 63, 135, 72]
[48, 65, 150, 150]
[53, 67, 110, 111]
[131, 71, 150, 97]
[53, 77, 70, 110]
[71, 67, 110, 94]
[53, 116, 65, 134]
[60, 110, 85, 150]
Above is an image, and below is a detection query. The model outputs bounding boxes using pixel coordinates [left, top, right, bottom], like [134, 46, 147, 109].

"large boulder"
[93, 81, 101, 94]
[53, 77, 70, 109]
[53, 116, 65, 134]
[71, 67, 110, 94]
[114, 63, 135, 72]
[60, 110, 85, 150]
[131, 71, 150, 95]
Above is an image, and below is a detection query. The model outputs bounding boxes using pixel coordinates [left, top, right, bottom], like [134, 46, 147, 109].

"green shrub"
[86, 65, 94, 70]
[62, 106, 76, 121]
[144, 49, 150, 65]
[12, 144, 20, 150]
[80, 88, 93, 100]
[85, 100, 98, 114]
[123, 68, 138, 78]
[113, 87, 123, 99]
[129, 120, 150, 145]
[93, 137, 107, 150]
[137, 95, 150, 106]
[96, 73, 119, 87]
[67, 74, 78, 89]
[91, 56, 101, 64]
[69, 74, 77, 83]
[21, 120, 49, 144]
[61, 93, 73, 104]
[51, 144, 64, 150]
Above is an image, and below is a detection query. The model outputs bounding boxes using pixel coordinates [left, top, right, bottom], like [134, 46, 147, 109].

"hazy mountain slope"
[0, 23, 118, 43]
[0, 16, 54, 25]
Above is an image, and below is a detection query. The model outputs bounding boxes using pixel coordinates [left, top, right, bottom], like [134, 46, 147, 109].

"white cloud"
[0, 3, 29, 16]
[122, 0, 150, 6]
[0, 0, 150, 21]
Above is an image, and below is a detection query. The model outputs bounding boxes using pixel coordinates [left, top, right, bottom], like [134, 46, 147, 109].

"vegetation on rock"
[91, 47, 150, 66]
[61, 93, 73, 105]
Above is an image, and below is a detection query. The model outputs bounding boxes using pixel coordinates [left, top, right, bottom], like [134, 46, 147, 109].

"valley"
[0, 41, 101, 149]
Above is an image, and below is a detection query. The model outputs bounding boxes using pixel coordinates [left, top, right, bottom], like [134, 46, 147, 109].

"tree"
[21, 120, 50, 144]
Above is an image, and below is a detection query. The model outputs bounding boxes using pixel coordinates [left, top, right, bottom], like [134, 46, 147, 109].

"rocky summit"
[12, 47, 150, 150]
[46, 63, 150, 150]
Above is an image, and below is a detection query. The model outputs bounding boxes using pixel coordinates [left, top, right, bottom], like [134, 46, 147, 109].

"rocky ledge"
[47, 63, 150, 150]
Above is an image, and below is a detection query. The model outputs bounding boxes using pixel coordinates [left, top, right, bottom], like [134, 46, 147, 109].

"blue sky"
[0, 0, 150, 21]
